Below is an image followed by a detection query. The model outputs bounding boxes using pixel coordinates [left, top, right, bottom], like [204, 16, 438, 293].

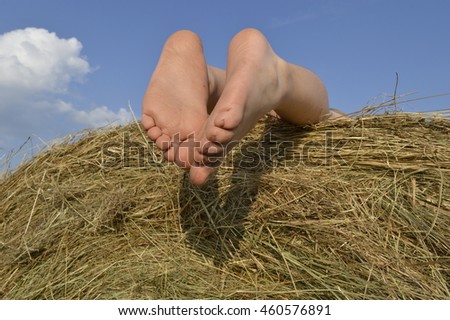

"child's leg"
[189, 28, 330, 185]
[272, 63, 329, 124]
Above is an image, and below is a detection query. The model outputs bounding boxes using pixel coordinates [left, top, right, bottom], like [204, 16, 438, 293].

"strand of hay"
[1, 110, 449, 299]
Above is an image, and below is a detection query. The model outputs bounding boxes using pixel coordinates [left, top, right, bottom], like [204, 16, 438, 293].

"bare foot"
[189, 29, 330, 186]
[189, 29, 291, 185]
[142, 30, 210, 168]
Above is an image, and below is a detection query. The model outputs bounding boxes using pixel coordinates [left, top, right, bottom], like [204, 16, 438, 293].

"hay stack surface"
[1, 111, 449, 299]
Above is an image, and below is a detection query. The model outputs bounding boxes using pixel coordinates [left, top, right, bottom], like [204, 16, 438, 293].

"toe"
[206, 125, 235, 145]
[193, 151, 222, 168]
[164, 147, 176, 162]
[198, 138, 225, 156]
[155, 133, 172, 151]
[173, 144, 192, 169]
[141, 114, 155, 130]
[189, 165, 218, 186]
[164, 147, 191, 170]
[147, 126, 162, 141]
[204, 141, 224, 156]
[170, 138, 200, 169]
[214, 116, 226, 128]
[193, 149, 206, 164]
[213, 102, 244, 130]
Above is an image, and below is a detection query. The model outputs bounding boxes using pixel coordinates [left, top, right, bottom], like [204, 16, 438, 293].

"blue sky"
[1, 0, 449, 167]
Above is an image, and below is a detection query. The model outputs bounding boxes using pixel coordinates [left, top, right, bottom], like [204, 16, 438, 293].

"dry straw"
[1, 106, 449, 299]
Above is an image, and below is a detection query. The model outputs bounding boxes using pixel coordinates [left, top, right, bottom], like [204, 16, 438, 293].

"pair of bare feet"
[142, 29, 331, 186]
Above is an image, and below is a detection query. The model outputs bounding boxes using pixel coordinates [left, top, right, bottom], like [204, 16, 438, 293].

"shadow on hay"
[179, 121, 308, 266]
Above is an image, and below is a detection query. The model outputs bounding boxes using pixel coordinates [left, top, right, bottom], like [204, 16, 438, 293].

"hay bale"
[1, 111, 449, 299]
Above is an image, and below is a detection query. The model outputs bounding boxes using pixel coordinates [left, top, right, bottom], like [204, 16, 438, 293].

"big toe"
[205, 125, 235, 145]
[189, 165, 217, 186]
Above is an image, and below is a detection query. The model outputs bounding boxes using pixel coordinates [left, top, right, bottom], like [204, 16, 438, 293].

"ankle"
[274, 57, 291, 105]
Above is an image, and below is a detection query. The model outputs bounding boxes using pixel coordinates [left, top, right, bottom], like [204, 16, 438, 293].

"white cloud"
[0, 27, 132, 166]
[72, 106, 132, 128]
[0, 27, 90, 93]
[55, 100, 132, 128]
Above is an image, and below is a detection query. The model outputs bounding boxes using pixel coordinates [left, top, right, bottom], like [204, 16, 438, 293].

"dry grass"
[1, 108, 449, 299]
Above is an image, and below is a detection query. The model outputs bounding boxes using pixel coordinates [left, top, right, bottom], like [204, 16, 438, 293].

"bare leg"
[190, 28, 330, 186]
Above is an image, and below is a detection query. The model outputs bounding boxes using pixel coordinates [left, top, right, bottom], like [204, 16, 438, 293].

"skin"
[142, 28, 335, 186]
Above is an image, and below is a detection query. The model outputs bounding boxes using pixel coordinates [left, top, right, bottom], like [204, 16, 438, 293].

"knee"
[164, 30, 203, 52]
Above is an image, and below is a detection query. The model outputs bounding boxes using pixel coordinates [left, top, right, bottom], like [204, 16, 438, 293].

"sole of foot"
[141, 30, 210, 169]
